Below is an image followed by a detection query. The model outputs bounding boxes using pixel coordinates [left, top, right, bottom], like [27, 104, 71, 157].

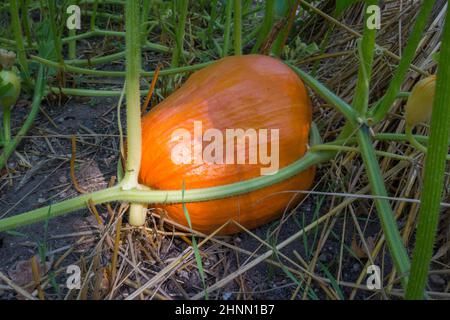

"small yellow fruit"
[405, 75, 436, 126]
[0, 69, 21, 109]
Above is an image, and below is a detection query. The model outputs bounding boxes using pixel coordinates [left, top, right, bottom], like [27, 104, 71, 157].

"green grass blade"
[181, 181, 208, 300]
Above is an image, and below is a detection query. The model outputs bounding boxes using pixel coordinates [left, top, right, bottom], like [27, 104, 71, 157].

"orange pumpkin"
[140, 54, 315, 234]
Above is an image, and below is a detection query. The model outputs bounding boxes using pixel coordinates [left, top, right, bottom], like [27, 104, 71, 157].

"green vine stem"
[0, 151, 328, 232]
[121, 0, 144, 225]
[121, 0, 142, 188]
[66, 51, 126, 66]
[352, 1, 410, 287]
[30, 55, 212, 77]
[356, 126, 411, 286]
[288, 64, 357, 126]
[331, 132, 450, 147]
[233, 0, 242, 55]
[310, 144, 413, 162]
[406, 8, 450, 299]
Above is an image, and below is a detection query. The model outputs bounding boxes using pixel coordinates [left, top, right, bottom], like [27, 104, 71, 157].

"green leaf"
[319, 262, 345, 299]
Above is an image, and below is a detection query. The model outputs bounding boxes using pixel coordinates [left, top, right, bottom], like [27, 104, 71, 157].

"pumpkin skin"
[140, 54, 315, 234]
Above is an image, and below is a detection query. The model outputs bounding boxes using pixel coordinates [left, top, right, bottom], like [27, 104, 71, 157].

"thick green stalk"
[8, 0, 29, 80]
[222, 0, 233, 57]
[233, 0, 242, 55]
[406, 8, 450, 299]
[122, 0, 144, 225]
[369, 0, 435, 124]
[0, 66, 45, 170]
[121, 0, 142, 190]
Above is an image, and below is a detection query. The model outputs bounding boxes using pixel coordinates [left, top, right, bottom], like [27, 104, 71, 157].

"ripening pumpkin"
[140, 54, 315, 234]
